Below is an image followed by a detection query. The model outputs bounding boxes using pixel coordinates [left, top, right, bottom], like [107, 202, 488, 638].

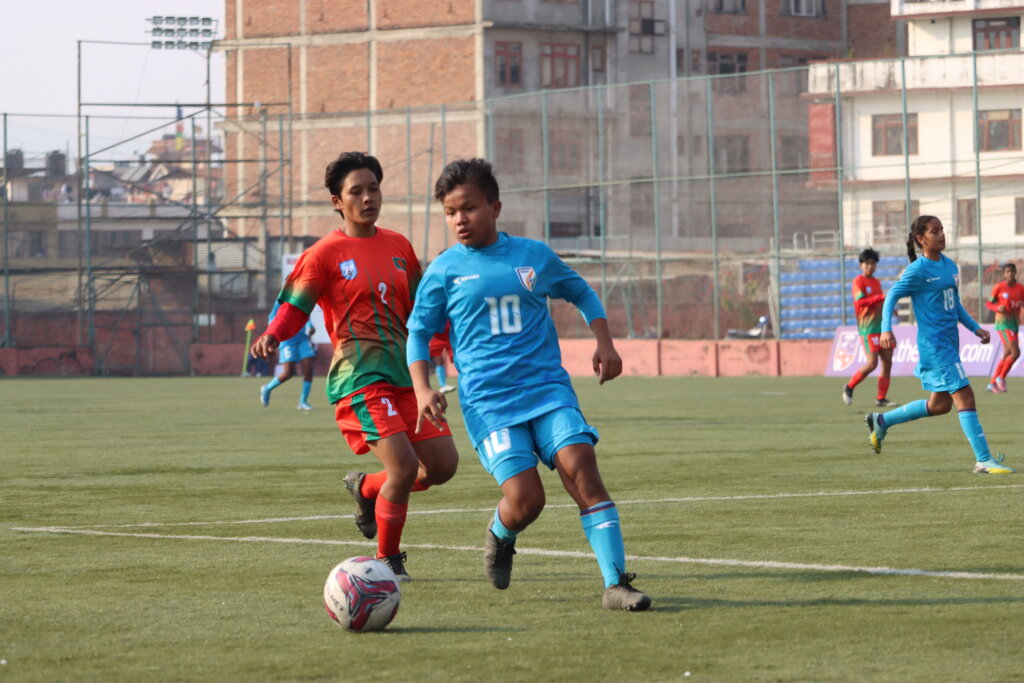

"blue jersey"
[407, 233, 606, 446]
[881, 253, 980, 370]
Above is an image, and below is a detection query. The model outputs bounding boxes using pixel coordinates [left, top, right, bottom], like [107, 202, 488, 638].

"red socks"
[876, 376, 890, 401]
[847, 369, 869, 390]
[359, 470, 431, 498]
[992, 356, 1016, 383]
[375, 496, 408, 559]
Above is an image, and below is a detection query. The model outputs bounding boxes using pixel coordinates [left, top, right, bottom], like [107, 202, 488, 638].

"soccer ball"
[323, 556, 401, 632]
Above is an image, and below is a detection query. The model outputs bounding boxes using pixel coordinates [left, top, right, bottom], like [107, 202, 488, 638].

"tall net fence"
[3, 49, 1022, 373]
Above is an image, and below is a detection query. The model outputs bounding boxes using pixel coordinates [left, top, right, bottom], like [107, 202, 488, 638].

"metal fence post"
[649, 82, 663, 339]
[706, 78, 720, 340]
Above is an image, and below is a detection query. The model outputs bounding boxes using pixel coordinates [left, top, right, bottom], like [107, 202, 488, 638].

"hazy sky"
[0, 0, 226, 163]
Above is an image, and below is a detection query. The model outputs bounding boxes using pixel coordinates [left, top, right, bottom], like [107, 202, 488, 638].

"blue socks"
[263, 377, 282, 394]
[435, 363, 447, 387]
[490, 507, 518, 543]
[580, 501, 626, 589]
[300, 380, 312, 404]
[878, 399, 929, 428]
[957, 409, 991, 462]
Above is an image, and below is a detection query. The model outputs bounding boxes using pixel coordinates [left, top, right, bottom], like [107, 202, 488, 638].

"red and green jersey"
[852, 274, 885, 336]
[987, 281, 1024, 331]
[278, 227, 422, 402]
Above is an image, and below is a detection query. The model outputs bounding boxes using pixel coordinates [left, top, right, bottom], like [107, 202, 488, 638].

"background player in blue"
[260, 301, 317, 410]
[406, 158, 651, 611]
[864, 215, 1014, 474]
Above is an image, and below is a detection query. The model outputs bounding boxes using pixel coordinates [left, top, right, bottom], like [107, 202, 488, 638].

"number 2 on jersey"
[485, 295, 522, 335]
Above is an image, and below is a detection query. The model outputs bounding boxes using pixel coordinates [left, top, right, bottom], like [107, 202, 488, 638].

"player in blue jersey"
[406, 158, 651, 611]
[260, 301, 318, 410]
[864, 215, 1015, 474]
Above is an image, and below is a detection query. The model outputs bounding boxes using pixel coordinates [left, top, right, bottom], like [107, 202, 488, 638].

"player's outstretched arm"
[410, 359, 448, 433]
[589, 317, 622, 384]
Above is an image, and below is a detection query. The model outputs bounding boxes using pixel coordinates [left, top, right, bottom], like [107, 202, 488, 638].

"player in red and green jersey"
[986, 262, 1024, 393]
[250, 152, 459, 581]
[843, 249, 898, 407]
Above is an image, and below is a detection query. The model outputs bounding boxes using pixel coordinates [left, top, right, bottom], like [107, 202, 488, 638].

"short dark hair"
[858, 248, 880, 264]
[324, 152, 383, 197]
[433, 158, 500, 203]
[1003, 262, 1017, 272]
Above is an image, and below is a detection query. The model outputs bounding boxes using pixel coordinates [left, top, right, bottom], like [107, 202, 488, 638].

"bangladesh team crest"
[515, 267, 536, 292]
[339, 259, 358, 280]
[393, 257, 407, 272]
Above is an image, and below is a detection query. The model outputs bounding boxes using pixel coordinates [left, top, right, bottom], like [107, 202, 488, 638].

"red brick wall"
[376, 37, 477, 108]
[848, 4, 903, 59]
[306, 44, 371, 113]
[240, 0, 300, 37]
[376, 0, 475, 29]
[305, 0, 370, 33]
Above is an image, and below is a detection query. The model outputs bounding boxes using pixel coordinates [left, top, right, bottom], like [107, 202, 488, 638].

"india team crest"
[515, 267, 537, 292]
[339, 259, 358, 280]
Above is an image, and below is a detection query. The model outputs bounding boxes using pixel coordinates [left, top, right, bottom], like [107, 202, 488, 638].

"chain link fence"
[3, 50, 1023, 373]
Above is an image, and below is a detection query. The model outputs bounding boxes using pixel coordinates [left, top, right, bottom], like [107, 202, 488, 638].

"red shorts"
[997, 328, 1019, 346]
[861, 333, 881, 354]
[334, 381, 451, 455]
[428, 338, 451, 359]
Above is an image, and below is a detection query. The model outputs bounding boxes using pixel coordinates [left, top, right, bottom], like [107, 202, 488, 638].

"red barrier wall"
[1, 340, 834, 377]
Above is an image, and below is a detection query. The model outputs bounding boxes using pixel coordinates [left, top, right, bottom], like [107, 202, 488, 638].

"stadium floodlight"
[147, 15, 218, 50]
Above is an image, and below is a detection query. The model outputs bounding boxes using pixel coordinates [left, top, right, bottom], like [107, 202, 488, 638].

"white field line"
[12, 526, 1024, 582]
[32, 482, 1024, 530]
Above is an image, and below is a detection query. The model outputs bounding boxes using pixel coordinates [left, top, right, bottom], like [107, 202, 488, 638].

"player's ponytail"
[906, 215, 937, 263]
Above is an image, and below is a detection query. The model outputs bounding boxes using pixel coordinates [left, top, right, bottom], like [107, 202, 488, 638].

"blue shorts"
[279, 337, 316, 364]
[473, 406, 599, 486]
[916, 361, 970, 394]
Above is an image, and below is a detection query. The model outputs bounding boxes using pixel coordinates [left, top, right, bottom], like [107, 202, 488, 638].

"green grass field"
[2, 375, 1023, 682]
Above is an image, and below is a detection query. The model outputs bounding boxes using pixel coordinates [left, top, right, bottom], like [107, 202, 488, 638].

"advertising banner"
[824, 325, 1020, 378]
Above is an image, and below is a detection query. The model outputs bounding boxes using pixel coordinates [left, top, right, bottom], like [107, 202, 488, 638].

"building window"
[789, 0, 822, 17]
[591, 45, 605, 73]
[629, 0, 665, 54]
[540, 43, 580, 88]
[708, 51, 748, 93]
[550, 222, 584, 237]
[496, 128, 525, 173]
[495, 42, 523, 87]
[713, 0, 746, 13]
[973, 17, 1020, 51]
[541, 0, 580, 4]
[977, 109, 1022, 152]
[872, 200, 919, 243]
[871, 114, 918, 156]
[9, 231, 47, 258]
[630, 180, 655, 227]
[548, 129, 583, 174]
[957, 199, 977, 237]
[629, 85, 652, 137]
[1016, 198, 1024, 235]
[714, 135, 749, 173]
[778, 55, 821, 95]
[779, 135, 808, 171]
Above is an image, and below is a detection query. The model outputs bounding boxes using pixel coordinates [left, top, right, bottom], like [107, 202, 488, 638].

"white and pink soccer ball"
[323, 556, 401, 632]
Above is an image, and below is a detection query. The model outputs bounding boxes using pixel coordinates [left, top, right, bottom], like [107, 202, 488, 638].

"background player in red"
[429, 323, 455, 394]
[250, 152, 459, 580]
[986, 262, 1024, 393]
[843, 248, 898, 407]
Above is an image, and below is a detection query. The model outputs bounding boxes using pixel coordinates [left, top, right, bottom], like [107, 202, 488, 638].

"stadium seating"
[777, 256, 904, 340]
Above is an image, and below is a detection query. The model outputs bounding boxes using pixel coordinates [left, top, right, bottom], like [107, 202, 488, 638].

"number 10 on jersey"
[485, 295, 522, 335]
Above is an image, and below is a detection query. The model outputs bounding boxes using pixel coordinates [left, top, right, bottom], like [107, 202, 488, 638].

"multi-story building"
[220, 0, 899, 257]
[806, 0, 1024, 250]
